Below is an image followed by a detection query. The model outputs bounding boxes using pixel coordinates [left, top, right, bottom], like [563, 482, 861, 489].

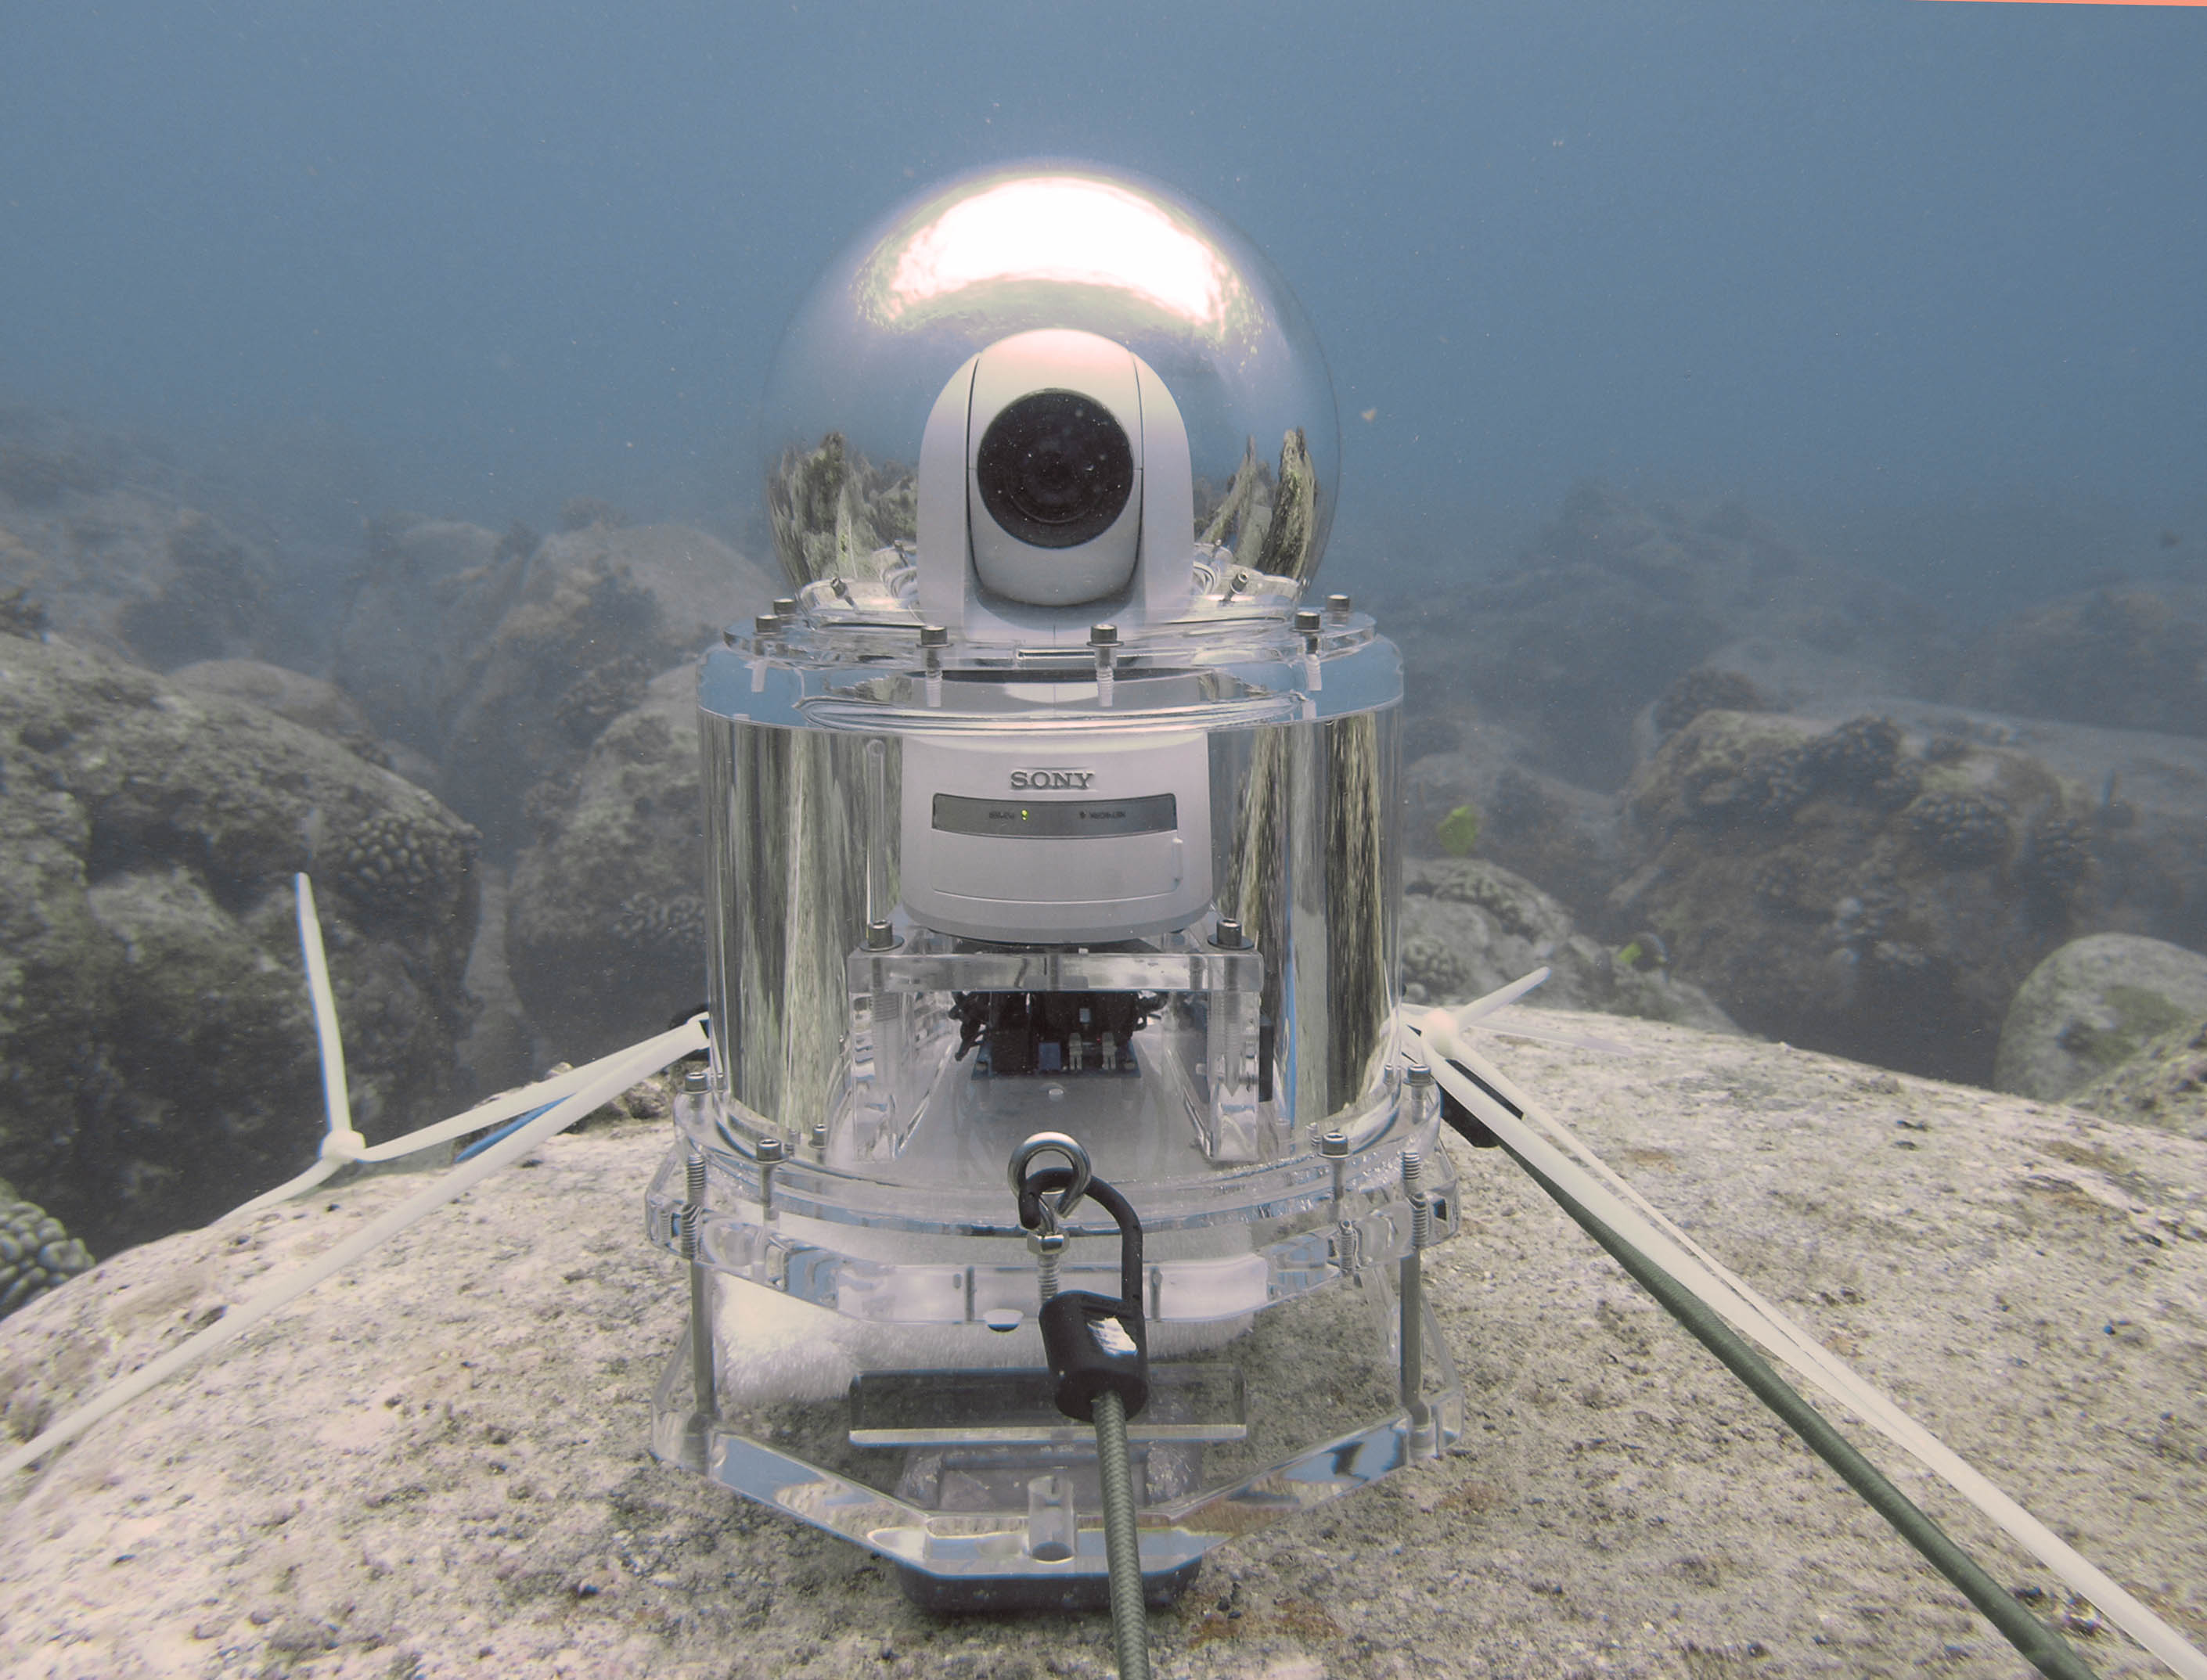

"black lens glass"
[974, 390, 1136, 549]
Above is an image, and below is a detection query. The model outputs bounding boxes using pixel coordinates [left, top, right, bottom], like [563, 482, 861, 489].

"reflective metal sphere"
[761, 161, 1340, 593]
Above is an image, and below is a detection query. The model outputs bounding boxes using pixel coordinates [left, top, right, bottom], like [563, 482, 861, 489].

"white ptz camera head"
[916, 329, 1197, 644]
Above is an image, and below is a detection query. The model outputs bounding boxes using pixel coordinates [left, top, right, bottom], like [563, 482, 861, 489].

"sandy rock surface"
[2, 1015, 2202, 1679]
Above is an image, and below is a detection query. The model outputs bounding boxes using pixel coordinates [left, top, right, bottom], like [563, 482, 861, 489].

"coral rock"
[1903, 790, 2012, 868]
[1653, 667, 1766, 736]
[1617, 707, 2090, 1084]
[0, 1188, 91, 1318]
[0, 634, 477, 1253]
[1953, 582, 2207, 738]
[1996, 933, 2207, 1101]
[1402, 858, 1736, 1032]
[334, 517, 776, 858]
[506, 668, 704, 1063]
[1392, 484, 1945, 789]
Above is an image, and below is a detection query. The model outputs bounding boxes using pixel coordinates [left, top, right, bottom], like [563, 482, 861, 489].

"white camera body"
[898, 731, 1213, 942]
[902, 330, 1212, 941]
[916, 328, 1197, 646]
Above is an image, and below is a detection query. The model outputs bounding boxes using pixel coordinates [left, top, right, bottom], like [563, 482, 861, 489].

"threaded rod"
[1093, 1392, 1150, 1680]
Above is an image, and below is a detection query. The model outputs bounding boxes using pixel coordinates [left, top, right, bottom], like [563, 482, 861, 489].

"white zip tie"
[221, 1155, 345, 1225]
[293, 875, 363, 1160]
[221, 876, 365, 1222]
[232, 875, 698, 1225]
[356, 1054, 666, 1164]
[1453, 965, 1552, 1023]
[2, 1017, 707, 1481]
[1410, 972, 1632, 1057]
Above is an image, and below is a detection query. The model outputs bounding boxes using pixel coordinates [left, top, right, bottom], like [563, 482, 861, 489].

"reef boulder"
[2062, 1016, 2207, 1142]
[0, 409, 287, 671]
[1994, 933, 2207, 1103]
[0, 633, 480, 1254]
[1612, 707, 2110, 1085]
[166, 657, 396, 769]
[334, 516, 777, 856]
[504, 667, 704, 1064]
[1389, 484, 1946, 792]
[1950, 581, 2207, 738]
[1636, 654, 2207, 962]
[324, 516, 513, 761]
[1402, 727, 1628, 922]
[1402, 858, 1736, 1034]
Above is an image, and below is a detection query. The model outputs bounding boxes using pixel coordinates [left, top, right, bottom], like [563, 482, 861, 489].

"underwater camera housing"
[645, 163, 1461, 1610]
[904, 325, 1212, 942]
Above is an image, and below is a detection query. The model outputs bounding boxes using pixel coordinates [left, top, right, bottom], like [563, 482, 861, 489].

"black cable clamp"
[1015, 1157, 1150, 1424]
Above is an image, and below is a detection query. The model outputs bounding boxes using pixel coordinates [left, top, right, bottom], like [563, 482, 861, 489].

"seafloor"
[5, 412, 2207, 1675]
[2, 1013, 2200, 1678]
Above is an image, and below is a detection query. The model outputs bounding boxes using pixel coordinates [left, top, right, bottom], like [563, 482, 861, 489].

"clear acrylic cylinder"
[648, 584, 1463, 1608]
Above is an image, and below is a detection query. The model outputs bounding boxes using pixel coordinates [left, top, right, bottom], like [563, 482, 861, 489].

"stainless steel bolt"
[1029, 1229, 1067, 1304]
[1321, 1128, 1349, 1209]
[756, 1136, 785, 1220]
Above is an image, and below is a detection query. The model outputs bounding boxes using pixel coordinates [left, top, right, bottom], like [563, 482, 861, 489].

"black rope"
[1017, 1165, 1143, 1313]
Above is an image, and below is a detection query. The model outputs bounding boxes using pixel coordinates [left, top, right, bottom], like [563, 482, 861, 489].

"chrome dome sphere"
[761, 161, 1340, 594]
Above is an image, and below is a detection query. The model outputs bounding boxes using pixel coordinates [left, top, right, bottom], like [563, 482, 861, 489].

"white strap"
[1418, 1006, 2205, 1680]
[2, 1018, 707, 1480]
[297, 873, 362, 1160]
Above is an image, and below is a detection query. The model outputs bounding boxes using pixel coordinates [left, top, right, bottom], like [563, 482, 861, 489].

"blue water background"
[2, 1, 2201, 614]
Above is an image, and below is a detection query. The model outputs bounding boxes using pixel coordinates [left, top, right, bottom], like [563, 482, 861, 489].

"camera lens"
[974, 390, 1136, 549]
